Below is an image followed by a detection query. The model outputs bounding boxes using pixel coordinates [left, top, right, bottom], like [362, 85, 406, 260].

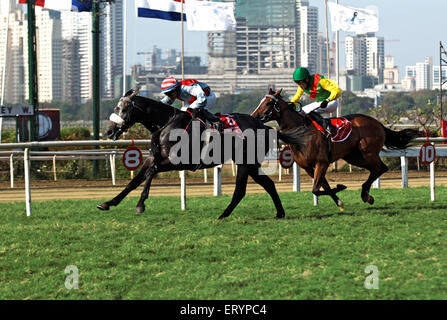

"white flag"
[185, 0, 236, 31]
[328, 2, 379, 34]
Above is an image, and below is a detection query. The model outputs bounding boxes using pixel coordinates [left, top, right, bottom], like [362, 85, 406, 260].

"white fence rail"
[0, 138, 446, 216]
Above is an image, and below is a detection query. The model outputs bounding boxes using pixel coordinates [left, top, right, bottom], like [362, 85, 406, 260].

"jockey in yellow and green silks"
[290, 67, 341, 136]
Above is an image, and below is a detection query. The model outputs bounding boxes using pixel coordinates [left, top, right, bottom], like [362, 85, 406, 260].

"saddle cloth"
[218, 114, 243, 137]
[309, 117, 352, 142]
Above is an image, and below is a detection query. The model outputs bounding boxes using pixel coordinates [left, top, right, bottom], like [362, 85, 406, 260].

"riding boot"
[308, 111, 337, 137]
[199, 108, 225, 132]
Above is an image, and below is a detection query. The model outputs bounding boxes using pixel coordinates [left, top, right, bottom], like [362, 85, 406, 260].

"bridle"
[252, 94, 281, 122]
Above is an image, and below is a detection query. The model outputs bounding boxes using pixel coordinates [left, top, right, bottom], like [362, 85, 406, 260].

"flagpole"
[181, 1, 185, 78]
[336, 0, 340, 117]
[180, 0, 186, 210]
[122, 0, 127, 95]
[0, 0, 11, 143]
[324, 0, 330, 77]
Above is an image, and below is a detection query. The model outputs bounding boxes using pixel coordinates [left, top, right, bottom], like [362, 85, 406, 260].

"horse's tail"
[383, 127, 421, 149]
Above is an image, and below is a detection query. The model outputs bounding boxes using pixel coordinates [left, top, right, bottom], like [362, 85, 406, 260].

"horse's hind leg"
[343, 153, 388, 205]
[97, 157, 154, 211]
[248, 165, 285, 219]
[218, 165, 249, 219]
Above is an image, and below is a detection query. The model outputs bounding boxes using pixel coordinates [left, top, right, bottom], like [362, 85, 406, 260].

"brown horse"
[251, 88, 421, 211]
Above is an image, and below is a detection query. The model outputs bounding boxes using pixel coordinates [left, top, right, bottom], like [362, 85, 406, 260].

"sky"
[126, 0, 447, 78]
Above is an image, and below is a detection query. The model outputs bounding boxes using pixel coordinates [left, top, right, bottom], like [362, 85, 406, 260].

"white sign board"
[0, 105, 34, 116]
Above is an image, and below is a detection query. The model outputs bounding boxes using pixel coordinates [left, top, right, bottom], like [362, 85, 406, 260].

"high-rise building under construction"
[208, 0, 320, 76]
[204, 0, 322, 94]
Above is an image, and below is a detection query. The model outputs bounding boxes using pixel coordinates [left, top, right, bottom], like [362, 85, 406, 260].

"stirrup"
[325, 124, 337, 138]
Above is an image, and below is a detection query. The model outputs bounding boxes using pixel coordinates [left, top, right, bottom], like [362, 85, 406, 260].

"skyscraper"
[297, 0, 318, 74]
[23, 7, 63, 103]
[345, 33, 384, 82]
[208, 0, 320, 76]
[99, 1, 123, 99]
[0, 4, 26, 104]
[61, 11, 92, 104]
[416, 57, 432, 90]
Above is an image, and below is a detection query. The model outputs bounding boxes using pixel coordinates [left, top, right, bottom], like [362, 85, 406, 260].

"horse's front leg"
[304, 166, 345, 212]
[135, 164, 159, 215]
[97, 157, 153, 211]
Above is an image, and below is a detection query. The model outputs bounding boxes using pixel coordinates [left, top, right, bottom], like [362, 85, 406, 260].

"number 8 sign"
[123, 146, 143, 170]
[419, 142, 436, 165]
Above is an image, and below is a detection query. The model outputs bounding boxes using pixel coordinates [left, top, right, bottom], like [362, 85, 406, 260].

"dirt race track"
[1, 169, 446, 203]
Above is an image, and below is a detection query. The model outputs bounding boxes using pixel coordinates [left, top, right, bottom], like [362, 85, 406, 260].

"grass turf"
[0, 186, 446, 299]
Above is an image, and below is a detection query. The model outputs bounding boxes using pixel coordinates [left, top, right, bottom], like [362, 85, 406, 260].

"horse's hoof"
[97, 203, 110, 211]
[136, 206, 145, 215]
[276, 214, 285, 219]
[367, 196, 374, 205]
[218, 213, 229, 220]
[337, 184, 347, 192]
[337, 200, 344, 213]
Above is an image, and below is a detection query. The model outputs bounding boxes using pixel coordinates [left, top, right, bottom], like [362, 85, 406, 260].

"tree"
[340, 91, 374, 115]
[380, 92, 415, 114]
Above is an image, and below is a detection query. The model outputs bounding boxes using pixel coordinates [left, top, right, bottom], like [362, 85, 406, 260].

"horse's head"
[106, 88, 139, 140]
[251, 88, 284, 123]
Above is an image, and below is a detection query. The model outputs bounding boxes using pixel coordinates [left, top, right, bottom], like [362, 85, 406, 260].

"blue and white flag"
[328, 2, 379, 34]
[136, 0, 186, 21]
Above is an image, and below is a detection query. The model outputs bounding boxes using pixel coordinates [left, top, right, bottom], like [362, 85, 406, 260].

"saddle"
[309, 117, 353, 142]
[184, 112, 243, 138]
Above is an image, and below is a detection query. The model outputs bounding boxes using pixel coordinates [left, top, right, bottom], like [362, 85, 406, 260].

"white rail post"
[203, 168, 207, 183]
[24, 148, 32, 217]
[214, 165, 222, 196]
[373, 177, 380, 189]
[231, 160, 235, 176]
[10, 154, 14, 188]
[109, 154, 116, 186]
[312, 178, 318, 206]
[430, 161, 435, 201]
[401, 156, 408, 188]
[52, 155, 57, 181]
[292, 162, 300, 192]
[180, 170, 186, 210]
[278, 162, 282, 182]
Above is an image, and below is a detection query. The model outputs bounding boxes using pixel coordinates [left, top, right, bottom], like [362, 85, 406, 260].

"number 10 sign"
[419, 142, 436, 165]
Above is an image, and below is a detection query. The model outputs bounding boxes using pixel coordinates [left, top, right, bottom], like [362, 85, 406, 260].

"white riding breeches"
[301, 100, 338, 114]
[180, 91, 217, 111]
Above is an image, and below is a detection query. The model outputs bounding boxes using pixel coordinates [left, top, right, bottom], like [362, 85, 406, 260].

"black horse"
[97, 89, 307, 219]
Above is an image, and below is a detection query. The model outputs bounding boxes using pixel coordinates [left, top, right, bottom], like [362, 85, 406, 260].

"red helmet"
[161, 76, 180, 93]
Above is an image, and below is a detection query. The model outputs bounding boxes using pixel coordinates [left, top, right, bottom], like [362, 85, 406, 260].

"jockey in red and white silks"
[160, 76, 222, 130]
[160, 77, 217, 111]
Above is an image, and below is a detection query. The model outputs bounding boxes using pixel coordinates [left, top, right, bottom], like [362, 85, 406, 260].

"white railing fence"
[0, 138, 445, 216]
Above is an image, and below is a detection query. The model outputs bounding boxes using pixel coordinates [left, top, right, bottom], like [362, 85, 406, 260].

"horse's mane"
[134, 95, 186, 115]
[276, 94, 310, 126]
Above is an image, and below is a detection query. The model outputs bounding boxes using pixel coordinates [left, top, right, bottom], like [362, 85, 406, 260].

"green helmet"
[293, 67, 310, 82]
